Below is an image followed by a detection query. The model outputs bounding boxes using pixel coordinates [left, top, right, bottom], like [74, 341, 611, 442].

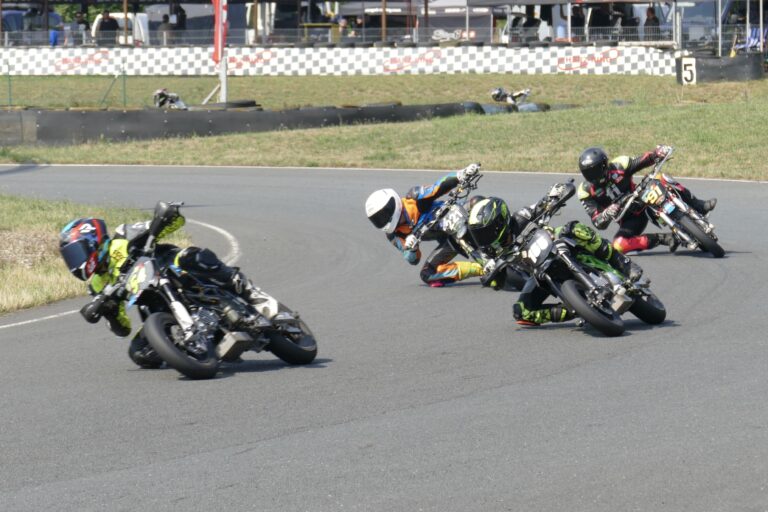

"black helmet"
[467, 194, 486, 212]
[467, 197, 511, 250]
[578, 147, 609, 184]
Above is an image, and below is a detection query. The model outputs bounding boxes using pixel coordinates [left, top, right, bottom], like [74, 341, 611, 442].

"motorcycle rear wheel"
[677, 215, 725, 258]
[267, 304, 317, 365]
[560, 280, 625, 337]
[144, 312, 219, 379]
[629, 293, 666, 324]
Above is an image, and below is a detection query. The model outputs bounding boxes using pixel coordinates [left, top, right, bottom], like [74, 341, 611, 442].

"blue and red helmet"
[59, 218, 110, 281]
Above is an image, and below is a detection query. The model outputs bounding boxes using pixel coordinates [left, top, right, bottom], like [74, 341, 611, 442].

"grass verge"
[1, 75, 767, 180]
[0, 195, 189, 316]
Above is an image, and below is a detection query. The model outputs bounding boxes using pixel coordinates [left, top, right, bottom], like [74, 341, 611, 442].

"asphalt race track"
[1, 164, 767, 511]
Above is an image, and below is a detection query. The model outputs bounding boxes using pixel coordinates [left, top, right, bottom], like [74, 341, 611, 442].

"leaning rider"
[577, 144, 717, 254]
[58, 204, 272, 347]
[364, 164, 484, 287]
[467, 187, 643, 327]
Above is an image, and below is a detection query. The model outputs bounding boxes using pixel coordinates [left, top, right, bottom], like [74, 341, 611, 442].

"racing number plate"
[641, 184, 664, 205]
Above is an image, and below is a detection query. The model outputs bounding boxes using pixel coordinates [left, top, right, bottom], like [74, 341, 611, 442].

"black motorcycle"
[109, 201, 317, 379]
[483, 182, 666, 337]
[614, 147, 724, 258]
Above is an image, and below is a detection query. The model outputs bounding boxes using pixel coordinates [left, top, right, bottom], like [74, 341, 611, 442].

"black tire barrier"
[476, 102, 552, 114]
[0, 98, 568, 146]
[675, 53, 765, 84]
[0, 110, 36, 145]
[17, 102, 478, 145]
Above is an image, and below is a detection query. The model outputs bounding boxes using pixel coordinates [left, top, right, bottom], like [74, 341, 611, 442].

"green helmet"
[468, 197, 511, 250]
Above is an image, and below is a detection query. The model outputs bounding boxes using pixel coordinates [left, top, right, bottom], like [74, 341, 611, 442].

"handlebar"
[143, 200, 185, 254]
[531, 179, 575, 227]
[614, 146, 675, 223]
[410, 173, 483, 243]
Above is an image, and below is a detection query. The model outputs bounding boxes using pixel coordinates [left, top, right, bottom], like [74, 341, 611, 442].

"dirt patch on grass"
[0, 230, 57, 269]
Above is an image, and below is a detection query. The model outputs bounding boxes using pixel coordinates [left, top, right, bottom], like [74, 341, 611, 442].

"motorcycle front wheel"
[560, 280, 625, 337]
[628, 293, 666, 324]
[144, 312, 219, 379]
[677, 215, 725, 258]
[267, 304, 318, 365]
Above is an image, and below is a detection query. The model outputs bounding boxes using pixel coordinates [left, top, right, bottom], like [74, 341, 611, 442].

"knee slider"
[513, 302, 525, 320]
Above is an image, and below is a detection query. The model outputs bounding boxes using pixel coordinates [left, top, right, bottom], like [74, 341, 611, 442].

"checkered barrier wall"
[2, 45, 675, 76]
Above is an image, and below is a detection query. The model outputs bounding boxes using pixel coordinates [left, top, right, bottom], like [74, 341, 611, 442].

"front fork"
[553, 244, 600, 294]
[159, 278, 195, 334]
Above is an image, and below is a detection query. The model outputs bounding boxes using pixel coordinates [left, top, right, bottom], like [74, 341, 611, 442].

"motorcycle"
[614, 146, 724, 258]
[404, 166, 527, 290]
[483, 182, 666, 337]
[105, 201, 317, 379]
[490, 87, 531, 106]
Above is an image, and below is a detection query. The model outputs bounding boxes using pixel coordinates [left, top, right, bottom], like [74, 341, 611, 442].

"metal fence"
[1, 23, 765, 52]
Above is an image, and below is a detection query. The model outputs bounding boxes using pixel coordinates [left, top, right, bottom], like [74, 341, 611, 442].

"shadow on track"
[0, 163, 44, 177]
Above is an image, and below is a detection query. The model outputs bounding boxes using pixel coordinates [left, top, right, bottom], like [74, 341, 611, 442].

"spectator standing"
[588, 3, 612, 39]
[559, 4, 585, 40]
[644, 7, 660, 41]
[338, 17, 349, 40]
[49, 23, 61, 46]
[349, 15, 366, 38]
[157, 14, 173, 45]
[522, 5, 541, 42]
[66, 11, 90, 46]
[99, 10, 119, 46]
[172, 4, 186, 43]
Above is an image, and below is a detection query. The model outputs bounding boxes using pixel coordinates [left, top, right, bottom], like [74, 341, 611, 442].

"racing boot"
[652, 232, 679, 253]
[230, 271, 278, 320]
[513, 302, 574, 327]
[424, 261, 483, 288]
[103, 302, 131, 338]
[690, 197, 717, 216]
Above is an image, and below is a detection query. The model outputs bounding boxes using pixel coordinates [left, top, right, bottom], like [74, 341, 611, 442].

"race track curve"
[1, 164, 766, 512]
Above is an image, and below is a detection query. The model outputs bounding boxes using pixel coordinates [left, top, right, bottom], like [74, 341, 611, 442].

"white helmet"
[365, 188, 402, 234]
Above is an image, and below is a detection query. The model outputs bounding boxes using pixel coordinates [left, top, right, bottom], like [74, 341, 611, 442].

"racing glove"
[654, 144, 672, 159]
[548, 183, 568, 198]
[403, 234, 419, 252]
[479, 258, 504, 290]
[594, 203, 621, 229]
[457, 163, 481, 183]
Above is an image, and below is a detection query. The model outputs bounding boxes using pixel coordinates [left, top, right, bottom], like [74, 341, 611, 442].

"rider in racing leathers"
[59, 203, 272, 366]
[364, 164, 484, 287]
[467, 185, 644, 326]
[577, 144, 717, 254]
